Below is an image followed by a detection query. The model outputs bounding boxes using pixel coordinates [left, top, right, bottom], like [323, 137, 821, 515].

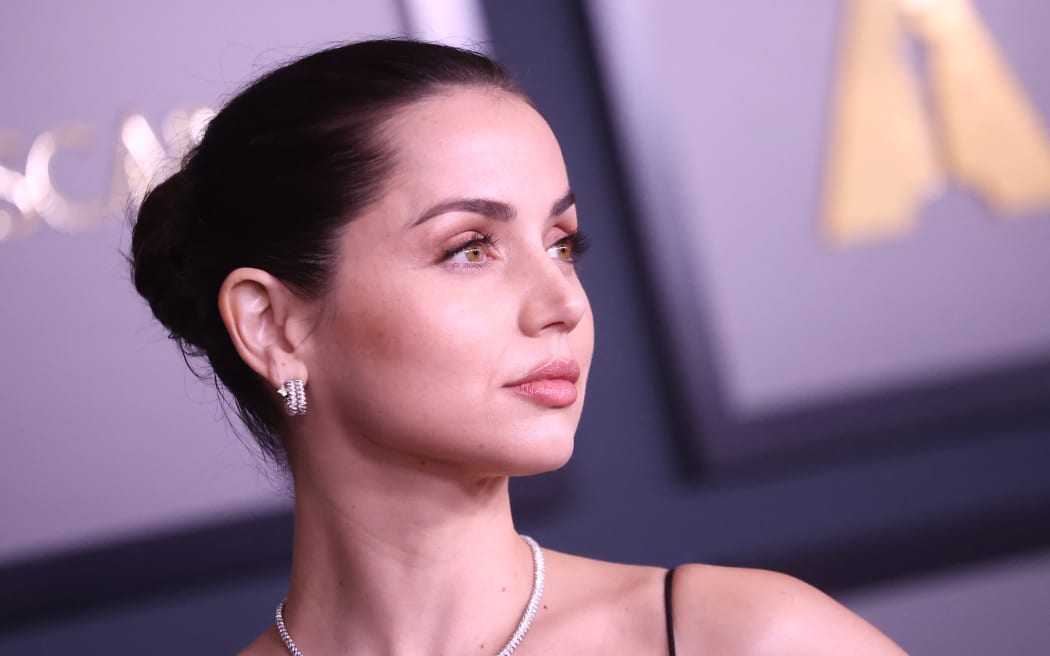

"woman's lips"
[507, 379, 578, 407]
[505, 360, 580, 408]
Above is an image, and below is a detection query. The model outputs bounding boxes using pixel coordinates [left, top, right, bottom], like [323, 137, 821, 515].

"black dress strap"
[664, 567, 678, 656]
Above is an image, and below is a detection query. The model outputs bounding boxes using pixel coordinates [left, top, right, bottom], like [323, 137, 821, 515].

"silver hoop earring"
[277, 379, 307, 416]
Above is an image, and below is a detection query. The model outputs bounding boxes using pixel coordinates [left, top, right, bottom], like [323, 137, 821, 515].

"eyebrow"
[551, 190, 576, 217]
[409, 189, 576, 227]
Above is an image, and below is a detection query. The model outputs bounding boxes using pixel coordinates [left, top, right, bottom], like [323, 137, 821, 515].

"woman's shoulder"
[668, 563, 907, 655]
[535, 550, 668, 652]
[541, 552, 904, 655]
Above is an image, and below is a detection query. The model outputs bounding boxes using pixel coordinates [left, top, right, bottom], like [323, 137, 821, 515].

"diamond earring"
[277, 379, 307, 416]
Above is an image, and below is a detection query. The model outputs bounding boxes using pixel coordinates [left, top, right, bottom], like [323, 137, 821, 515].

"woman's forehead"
[388, 90, 559, 164]
[380, 89, 569, 206]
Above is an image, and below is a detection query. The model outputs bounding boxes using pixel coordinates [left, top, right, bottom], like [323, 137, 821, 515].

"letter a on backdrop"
[823, 0, 1050, 246]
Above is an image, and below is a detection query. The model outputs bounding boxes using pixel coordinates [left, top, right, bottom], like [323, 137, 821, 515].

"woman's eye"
[442, 232, 496, 266]
[459, 244, 486, 263]
[548, 241, 573, 261]
[548, 231, 590, 263]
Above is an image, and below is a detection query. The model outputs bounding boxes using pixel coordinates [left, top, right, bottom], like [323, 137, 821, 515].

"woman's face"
[306, 88, 594, 476]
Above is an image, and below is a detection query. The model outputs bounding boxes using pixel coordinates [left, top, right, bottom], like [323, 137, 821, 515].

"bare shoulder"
[670, 564, 907, 656]
[535, 550, 669, 652]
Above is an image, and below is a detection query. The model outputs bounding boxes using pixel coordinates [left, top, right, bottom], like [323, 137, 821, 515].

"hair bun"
[130, 171, 207, 350]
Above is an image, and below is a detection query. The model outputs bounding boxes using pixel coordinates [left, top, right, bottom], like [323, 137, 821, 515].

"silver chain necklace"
[275, 535, 545, 656]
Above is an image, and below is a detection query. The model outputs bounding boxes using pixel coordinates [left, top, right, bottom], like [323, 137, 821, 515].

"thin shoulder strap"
[664, 567, 677, 656]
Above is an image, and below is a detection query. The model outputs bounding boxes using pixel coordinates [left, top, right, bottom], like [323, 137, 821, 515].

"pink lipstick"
[505, 359, 580, 408]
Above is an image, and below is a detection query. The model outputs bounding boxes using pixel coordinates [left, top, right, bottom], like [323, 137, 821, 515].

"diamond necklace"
[275, 535, 545, 656]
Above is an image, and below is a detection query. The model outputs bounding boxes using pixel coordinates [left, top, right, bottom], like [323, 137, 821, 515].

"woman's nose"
[517, 255, 589, 337]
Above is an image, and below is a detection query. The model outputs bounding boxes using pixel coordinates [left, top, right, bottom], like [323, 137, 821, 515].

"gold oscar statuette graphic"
[822, 0, 1050, 246]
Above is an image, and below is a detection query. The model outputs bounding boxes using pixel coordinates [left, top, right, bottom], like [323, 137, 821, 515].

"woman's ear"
[218, 267, 311, 389]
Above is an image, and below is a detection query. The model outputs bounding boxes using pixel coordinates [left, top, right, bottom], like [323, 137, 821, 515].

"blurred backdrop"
[1, 1, 1048, 654]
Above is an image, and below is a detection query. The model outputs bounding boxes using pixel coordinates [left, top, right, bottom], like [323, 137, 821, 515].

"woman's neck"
[282, 452, 534, 656]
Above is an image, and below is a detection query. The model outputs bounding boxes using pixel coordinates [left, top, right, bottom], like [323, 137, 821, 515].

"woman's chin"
[501, 433, 575, 477]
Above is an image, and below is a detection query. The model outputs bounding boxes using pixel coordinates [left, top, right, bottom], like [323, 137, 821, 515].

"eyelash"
[440, 230, 591, 267]
[442, 232, 498, 265]
[559, 230, 591, 262]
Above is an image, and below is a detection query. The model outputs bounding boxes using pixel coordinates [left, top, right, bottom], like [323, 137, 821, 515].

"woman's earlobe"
[218, 268, 309, 388]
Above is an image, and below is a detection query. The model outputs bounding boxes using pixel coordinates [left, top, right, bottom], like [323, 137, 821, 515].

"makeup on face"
[504, 359, 581, 408]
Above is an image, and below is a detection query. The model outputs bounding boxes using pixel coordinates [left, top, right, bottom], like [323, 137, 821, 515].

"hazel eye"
[442, 232, 497, 267]
[548, 231, 589, 263]
[548, 240, 573, 261]
[462, 244, 485, 263]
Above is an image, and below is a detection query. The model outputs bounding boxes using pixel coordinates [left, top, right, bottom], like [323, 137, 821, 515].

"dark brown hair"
[130, 39, 524, 465]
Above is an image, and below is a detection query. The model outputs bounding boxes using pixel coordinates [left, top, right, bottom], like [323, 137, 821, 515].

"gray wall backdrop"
[1, 1, 1049, 654]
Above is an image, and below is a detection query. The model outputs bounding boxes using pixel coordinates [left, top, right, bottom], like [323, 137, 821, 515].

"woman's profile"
[130, 39, 905, 655]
